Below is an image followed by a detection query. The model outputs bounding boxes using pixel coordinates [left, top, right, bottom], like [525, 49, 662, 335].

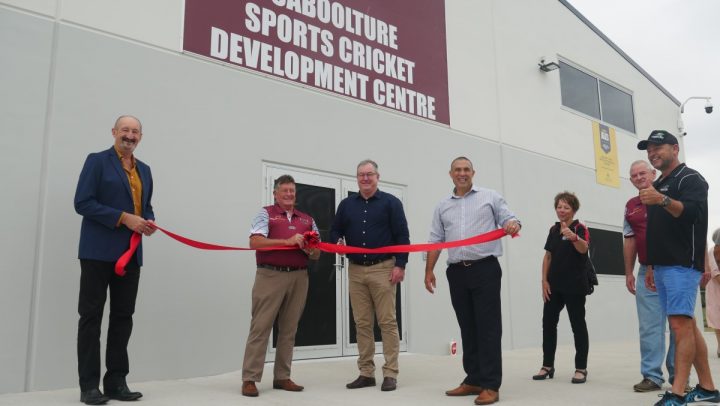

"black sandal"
[571, 369, 587, 384]
[532, 366, 555, 380]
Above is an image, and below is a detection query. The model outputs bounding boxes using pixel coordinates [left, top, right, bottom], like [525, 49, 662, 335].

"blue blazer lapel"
[107, 147, 132, 199]
[137, 160, 151, 210]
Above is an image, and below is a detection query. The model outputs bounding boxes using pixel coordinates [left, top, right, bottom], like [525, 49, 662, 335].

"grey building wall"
[0, 0, 683, 393]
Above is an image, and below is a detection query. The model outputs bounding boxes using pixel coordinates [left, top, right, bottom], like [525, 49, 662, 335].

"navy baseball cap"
[637, 130, 679, 150]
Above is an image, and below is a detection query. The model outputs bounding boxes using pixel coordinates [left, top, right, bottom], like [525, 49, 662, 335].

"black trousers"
[78, 259, 140, 391]
[542, 291, 588, 369]
[446, 257, 502, 391]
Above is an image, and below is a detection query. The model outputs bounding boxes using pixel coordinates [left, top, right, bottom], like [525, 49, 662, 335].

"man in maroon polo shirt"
[624, 160, 678, 392]
[241, 175, 320, 397]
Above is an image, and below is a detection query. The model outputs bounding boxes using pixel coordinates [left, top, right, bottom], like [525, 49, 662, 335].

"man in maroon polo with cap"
[241, 175, 320, 397]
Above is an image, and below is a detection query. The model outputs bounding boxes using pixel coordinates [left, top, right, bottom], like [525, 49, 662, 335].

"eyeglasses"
[356, 172, 377, 179]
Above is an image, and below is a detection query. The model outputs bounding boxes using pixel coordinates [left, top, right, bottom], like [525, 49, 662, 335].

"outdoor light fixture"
[677, 96, 713, 136]
[538, 58, 560, 72]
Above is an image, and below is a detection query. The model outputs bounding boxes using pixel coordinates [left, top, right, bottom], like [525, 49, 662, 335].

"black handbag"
[573, 223, 598, 295]
[585, 249, 599, 295]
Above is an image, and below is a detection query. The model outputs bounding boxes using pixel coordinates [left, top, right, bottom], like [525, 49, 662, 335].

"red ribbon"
[304, 229, 515, 254]
[115, 232, 142, 276]
[114, 226, 517, 276]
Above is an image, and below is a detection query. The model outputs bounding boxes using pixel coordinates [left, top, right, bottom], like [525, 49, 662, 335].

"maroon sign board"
[184, 0, 450, 124]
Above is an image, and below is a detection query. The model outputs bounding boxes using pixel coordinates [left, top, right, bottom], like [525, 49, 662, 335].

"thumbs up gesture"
[560, 221, 575, 241]
[639, 185, 664, 206]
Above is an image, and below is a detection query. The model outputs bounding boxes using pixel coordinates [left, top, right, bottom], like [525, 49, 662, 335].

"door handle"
[333, 254, 345, 271]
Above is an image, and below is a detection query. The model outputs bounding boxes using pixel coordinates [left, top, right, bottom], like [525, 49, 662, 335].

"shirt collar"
[451, 184, 479, 199]
[555, 219, 579, 227]
[354, 189, 382, 201]
[657, 163, 686, 184]
[273, 202, 296, 217]
[667, 163, 686, 178]
[113, 145, 136, 168]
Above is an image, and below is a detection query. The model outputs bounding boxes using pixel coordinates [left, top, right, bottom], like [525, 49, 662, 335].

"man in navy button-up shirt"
[331, 159, 409, 392]
[331, 190, 409, 269]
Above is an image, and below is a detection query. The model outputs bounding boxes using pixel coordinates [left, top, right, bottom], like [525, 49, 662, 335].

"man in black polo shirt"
[331, 159, 410, 392]
[637, 130, 718, 405]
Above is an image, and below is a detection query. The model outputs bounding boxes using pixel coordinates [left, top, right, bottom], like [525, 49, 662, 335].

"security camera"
[705, 100, 714, 114]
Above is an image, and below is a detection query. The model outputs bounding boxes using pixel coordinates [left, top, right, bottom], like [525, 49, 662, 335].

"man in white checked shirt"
[424, 157, 521, 406]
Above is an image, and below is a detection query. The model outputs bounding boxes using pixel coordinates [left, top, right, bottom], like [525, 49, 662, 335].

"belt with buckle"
[349, 257, 391, 266]
[450, 256, 495, 267]
[258, 264, 307, 272]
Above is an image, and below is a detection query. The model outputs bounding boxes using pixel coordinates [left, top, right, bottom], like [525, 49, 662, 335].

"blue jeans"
[636, 266, 675, 385]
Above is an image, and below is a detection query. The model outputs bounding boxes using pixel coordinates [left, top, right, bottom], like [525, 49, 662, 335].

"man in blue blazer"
[74, 115, 156, 405]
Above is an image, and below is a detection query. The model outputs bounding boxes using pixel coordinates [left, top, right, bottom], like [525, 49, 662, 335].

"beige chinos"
[349, 258, 399, 379]
[241, 267, 309, 382]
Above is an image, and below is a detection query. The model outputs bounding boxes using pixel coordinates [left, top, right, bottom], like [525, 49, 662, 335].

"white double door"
[264, 164, 408, 360]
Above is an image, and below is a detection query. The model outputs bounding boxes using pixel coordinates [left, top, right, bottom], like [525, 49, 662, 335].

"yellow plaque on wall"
[593, 122, 620, 188]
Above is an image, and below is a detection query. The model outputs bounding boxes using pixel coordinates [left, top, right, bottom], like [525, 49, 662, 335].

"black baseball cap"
[637, 130, 679, 150]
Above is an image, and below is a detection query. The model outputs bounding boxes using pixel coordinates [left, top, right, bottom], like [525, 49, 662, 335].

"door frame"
[263, 162, 408, 360]
[264, 164, 344, 359]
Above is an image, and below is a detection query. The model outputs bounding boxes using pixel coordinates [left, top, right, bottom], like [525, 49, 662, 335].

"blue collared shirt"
[330, 190, 410, 268]
[428, 185, 519, 264]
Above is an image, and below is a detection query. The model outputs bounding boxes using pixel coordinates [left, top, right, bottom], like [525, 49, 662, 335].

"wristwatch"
[660, 195, 671, 208]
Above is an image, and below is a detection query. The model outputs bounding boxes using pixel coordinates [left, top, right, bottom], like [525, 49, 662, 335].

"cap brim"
[637, 140, 649, 150]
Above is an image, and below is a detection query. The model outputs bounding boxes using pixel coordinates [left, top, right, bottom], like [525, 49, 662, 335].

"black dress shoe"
[104, 383, 143, 401]
[381, 377, 397, 391]
[80, 388, 109, 405]
[571, 369, 587, 384]
[532, 366, 555, 380]
[346, 375, 376, 389]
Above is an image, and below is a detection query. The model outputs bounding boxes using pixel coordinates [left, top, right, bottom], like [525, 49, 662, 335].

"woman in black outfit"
[533, 191, 590, 384]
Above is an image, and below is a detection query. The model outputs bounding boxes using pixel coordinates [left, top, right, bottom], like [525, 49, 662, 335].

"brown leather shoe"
[474, 389, 499, 405]
[445, 383, 483, 396]
[272, 379, 304, 392]
[346, 375, 376, 389]
[381, 377, 397, 391]
[242, 381, 258, 397]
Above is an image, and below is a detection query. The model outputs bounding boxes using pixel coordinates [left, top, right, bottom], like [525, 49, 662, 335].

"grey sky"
[569, 0, 720, 243]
